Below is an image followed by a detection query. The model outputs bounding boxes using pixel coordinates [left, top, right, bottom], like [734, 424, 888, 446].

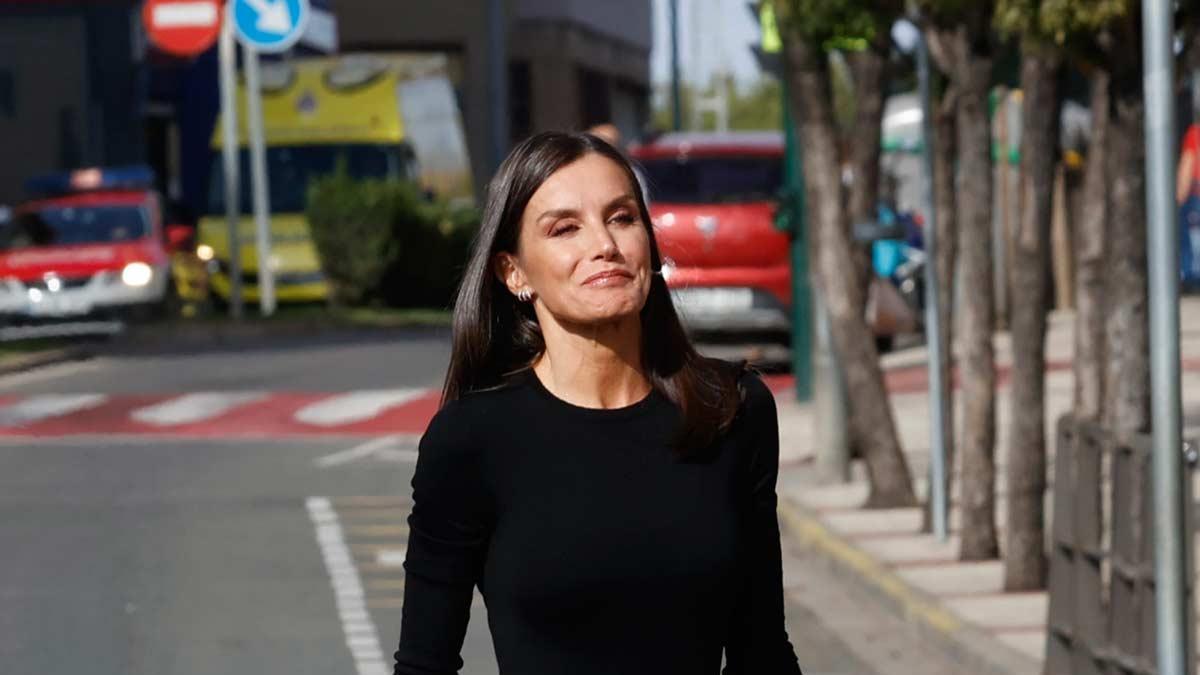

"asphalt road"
[0, 330, 453, 395]
[0, 332, 964, 674]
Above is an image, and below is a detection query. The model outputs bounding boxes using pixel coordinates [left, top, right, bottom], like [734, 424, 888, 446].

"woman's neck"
[532, 315, 650, 409]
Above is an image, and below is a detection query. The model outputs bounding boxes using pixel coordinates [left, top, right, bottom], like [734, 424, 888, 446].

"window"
[0, 70, 13, 118]
[509, 61, 532, 144]
[578, 68, 611, 128]
[206, 143, 418, 215]
[637, 156, 783, 204]
[0, 205, 150, 250]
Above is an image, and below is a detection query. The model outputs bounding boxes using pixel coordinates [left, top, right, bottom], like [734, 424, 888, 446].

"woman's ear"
[493, 252, 527, 297]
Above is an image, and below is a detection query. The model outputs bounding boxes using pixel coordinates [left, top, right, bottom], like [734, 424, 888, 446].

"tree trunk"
[1073, 70, 1110, 422]
[924, 21, 999, 559]
[1104, 81, 1151, 434]
[1004, 45, 1061, 591]
[954, 44, 999, 561]
[785, 37, 917, 508]
[847, 45, 888, 299]
[923, 84, 959, 533]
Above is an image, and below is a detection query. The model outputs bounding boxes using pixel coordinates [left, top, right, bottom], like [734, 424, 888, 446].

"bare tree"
[1104, 53, 1150, 435]
[1004, 41, 1062, 591]
[923, 10, 1001, 560]
[846, 42, 888, 300]
[1073, 68, 1110, 422]
[779, 1, 918, 507]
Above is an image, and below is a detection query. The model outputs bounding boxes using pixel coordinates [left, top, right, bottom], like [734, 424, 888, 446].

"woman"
[1178, 122, 1200, 283]
[393, 131, 803, 675]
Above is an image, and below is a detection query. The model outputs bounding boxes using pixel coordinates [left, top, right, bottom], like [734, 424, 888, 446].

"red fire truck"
[0, 166, 207, 328]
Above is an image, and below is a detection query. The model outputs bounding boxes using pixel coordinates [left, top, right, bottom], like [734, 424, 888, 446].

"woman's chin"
[569, 303, 643, 327]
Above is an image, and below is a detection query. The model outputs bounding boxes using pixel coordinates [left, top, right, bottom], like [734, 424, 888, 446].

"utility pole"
[487, 0, 510, 170]
[669, 0, 682, 131]
[242, 42, 275, 317]
[218, 2, 243, 318]
[1142, 1, 1191, 672]
[916, 30, 949, 540]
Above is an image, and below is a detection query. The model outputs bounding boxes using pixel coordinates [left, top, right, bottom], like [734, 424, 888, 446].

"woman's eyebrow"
[536, 195, 636, 223]
[536, 207, 579, 223]
[604, 194, 638, 210]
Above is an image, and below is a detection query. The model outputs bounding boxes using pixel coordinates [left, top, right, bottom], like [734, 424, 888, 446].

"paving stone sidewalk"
[774, 298, 1200, 674]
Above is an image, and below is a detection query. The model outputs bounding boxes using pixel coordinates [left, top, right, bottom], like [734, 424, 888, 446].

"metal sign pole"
[241, 41, 276, 316]
[1142, 0, 1189, 672]
[916, 32, 949, 541]
[669, 0, 682, 131]
[486, 0, 509, 171]
[218, 4, 243, 319]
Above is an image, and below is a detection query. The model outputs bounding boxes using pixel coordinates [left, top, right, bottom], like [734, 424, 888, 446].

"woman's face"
[496, 153, 652, 328]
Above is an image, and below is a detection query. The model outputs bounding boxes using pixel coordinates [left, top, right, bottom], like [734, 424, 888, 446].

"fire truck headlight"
[196, 244, 214, 261]
[121, 262, 153, 287]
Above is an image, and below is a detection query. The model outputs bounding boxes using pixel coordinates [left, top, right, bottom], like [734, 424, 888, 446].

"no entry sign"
[142, 0, 222, 57]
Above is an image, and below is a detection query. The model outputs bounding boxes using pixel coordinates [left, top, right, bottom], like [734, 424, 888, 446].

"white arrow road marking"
[152, 2, 219, 28]
[130, 392, 267, 426]
[244, 0, 293, 34]
[314, 435, 419, 468]
[294, 389, 425, 427]
[0, 394, 107, 426]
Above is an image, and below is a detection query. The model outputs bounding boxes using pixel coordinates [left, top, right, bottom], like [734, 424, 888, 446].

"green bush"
[307, 173, 479, 308]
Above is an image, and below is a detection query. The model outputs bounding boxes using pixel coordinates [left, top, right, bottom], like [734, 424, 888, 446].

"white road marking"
[130, 392, 267, 426]
[294, 389, 425, 427]
[375, 547, 407, 567]
[314, 435, 419, 468]
[0, 393, 107, 426]
[307, 497, 389, 675]
[152, 1, 218, 27]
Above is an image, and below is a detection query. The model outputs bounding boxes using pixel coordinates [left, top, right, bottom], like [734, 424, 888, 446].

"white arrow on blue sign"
[233, 0, 310, 53]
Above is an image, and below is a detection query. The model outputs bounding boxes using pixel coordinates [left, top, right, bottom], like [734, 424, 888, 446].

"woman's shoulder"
[736, 368, 773, 404]
[424, 378, 528, 444]
[700, 358, 774, 413]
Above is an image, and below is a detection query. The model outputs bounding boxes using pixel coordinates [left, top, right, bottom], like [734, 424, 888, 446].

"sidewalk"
[775, 297, 1200, 674]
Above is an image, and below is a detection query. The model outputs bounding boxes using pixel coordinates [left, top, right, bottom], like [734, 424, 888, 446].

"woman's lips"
[582, 270, 634, 287]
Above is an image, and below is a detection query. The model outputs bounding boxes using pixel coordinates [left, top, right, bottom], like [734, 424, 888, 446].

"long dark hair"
[442, 131, 743, 456]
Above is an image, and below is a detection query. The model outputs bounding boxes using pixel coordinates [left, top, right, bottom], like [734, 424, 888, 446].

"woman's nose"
[591, 222, 620, 260]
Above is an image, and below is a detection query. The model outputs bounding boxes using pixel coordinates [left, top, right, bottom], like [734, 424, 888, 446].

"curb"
[0, 346, 92, 378]
[776, 498, 1042, 675]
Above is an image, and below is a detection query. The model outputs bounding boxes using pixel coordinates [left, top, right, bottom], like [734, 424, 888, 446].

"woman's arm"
[1177, 149, 1194, 206]
[723, 376, 804, 675]
[393, 403, 492, 675]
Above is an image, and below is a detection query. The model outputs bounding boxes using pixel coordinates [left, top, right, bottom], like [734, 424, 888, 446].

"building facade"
[336, 0, 652, 192]
[0, 0, 651, 208]
[0, 1, 147, 205]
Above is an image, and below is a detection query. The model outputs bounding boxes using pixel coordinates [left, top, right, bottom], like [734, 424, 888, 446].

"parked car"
[630, 131, 920, 351]
[630, 131, 792, 343]
[0, 166, 207, 326]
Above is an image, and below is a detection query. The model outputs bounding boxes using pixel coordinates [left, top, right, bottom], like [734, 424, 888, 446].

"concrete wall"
[336, 0, 651, 193]
[0, 2, 144, 205]
[515, 0, 652, 51]
[0, 13, 87, 203]
[509, 19, 650, 137]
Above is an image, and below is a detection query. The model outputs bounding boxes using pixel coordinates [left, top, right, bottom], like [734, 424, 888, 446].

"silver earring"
[517, 288, 532, 302]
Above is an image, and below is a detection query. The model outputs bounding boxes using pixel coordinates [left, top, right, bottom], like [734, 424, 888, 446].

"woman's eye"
[551, 223, 579, 237]
[609, 212, 637, 225]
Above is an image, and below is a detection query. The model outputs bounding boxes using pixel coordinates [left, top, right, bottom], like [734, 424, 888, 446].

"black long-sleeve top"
[393, 367, 803, 675]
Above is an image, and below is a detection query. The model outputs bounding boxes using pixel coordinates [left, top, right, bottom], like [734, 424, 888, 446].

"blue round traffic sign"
[233, 0, 310, 53]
